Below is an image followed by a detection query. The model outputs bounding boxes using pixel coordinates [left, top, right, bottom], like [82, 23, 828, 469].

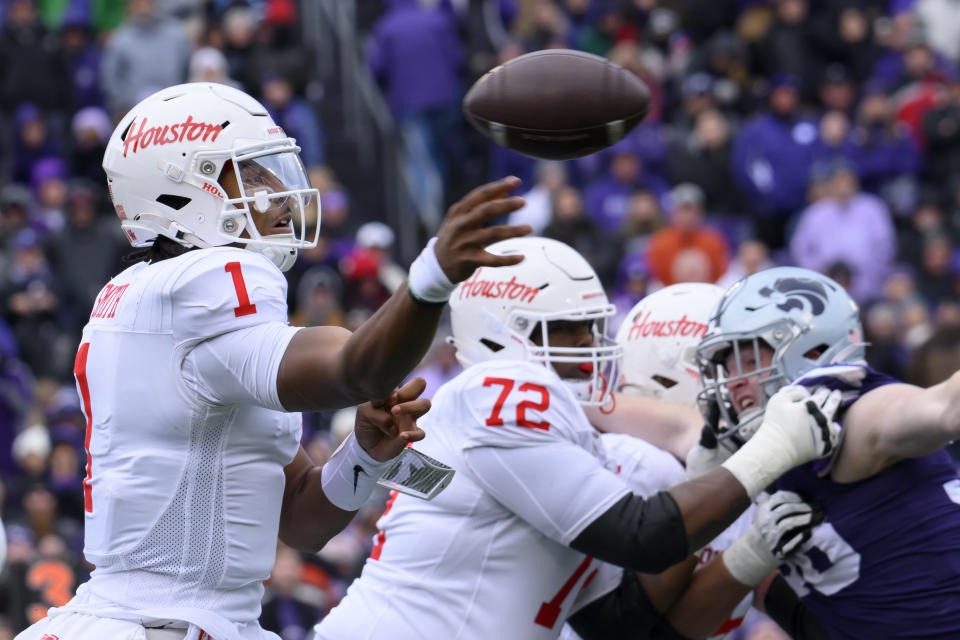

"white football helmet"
[615, 283, 723, 407]
[102, 82, 320, 271]
[448, 237, 621, 406]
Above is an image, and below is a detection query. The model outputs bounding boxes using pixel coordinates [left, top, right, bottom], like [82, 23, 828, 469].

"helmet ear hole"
[480, 338, 504, 353]
[651, 374, 678, 389]
[156, 194, 191, 210]
[803, 344, 828, 360]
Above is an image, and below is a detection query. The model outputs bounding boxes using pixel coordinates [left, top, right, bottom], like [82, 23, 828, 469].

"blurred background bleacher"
[2, 0, 960, 637]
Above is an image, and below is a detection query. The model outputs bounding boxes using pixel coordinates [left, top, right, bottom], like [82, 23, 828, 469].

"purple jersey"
[777, 367, 960, 639]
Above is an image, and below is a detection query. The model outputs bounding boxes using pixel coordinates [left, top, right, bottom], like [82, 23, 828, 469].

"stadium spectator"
[584, 148, 669, 234]
[646, 183, 730, 287]
[543, 185, 618, 285]
[923, 70, 960, 185]
[507, 161, 568, 235]
[731, 72, 818, 249]
[667, 108, 740, 215]
[790, 161, 896, 303]
[260, 74, 325, 169]
[0, 0, 67, 114]
[368, 0, 464, 213]
[100, 0, 189, 116]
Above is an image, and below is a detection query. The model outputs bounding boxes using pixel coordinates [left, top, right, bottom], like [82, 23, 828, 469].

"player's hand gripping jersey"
[59, 247, 301, 638]
[314, 360, 631, 640]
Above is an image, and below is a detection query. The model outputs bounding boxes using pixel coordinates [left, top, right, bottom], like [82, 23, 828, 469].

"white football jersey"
[559, 436, 756, 640]
[314, 360, 630, 640]
[55, 247, 302, 636]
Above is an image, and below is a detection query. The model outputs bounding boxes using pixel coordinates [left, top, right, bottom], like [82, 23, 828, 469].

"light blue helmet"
[696, 266, 866, 450]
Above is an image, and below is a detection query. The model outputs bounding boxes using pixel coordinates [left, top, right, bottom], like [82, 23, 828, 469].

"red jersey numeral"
[73, 343, 93, 513]
[535, 556, 596, 629]
[517, 383, 550, 430]
[370, 490, 399, 561]
[225, 261, 258, 317]
[482, 377, 514, 426]
[482, 378, 551, 430]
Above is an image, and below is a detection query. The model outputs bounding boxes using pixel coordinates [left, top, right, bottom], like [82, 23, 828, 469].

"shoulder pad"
[170, 248, 288, 343]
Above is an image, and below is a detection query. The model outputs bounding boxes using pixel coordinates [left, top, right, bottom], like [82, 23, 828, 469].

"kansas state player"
[563, 283, 826, 640]
[313, 239, 842, 640]
[665, 267, 960, 639]
[15, 83, 534, 640]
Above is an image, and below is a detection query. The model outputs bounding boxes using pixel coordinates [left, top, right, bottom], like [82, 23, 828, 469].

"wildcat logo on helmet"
[457, 270, 540, 304]
[758, 277, 832, 316]
[122, 116, 224, 157]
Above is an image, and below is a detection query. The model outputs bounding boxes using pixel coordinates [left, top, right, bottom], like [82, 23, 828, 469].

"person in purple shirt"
[368, 0, 463, 183]
[660, 267, 960, 640]
[730, 73, 818, 249]
[583, 149, 669, 234]
[790, 161, 895, 304]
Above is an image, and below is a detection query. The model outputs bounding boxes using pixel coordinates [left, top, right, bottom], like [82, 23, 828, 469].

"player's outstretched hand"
[434, 176, 532, 283]
[755, 491, 821, 560]
[355, 377, 430, 462]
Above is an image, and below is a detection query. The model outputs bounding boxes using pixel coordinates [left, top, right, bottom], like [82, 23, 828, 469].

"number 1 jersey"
[62, 247, 302, 632]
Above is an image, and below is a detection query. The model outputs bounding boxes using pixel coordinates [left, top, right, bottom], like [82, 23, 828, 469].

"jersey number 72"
[482, 377, 551, 431]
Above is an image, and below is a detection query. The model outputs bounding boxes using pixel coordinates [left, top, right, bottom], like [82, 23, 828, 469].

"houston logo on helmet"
[122, 116, 224, 157]
[457, 271, 540, 304]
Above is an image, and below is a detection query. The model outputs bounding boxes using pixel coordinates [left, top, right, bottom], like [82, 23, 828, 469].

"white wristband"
[408, 237, 456, 304]
[721, 420, 801, 500]
[320, 433, 393, 511]
[722, 526, 778, 587]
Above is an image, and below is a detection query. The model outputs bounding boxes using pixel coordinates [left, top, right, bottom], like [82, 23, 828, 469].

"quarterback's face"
[723, 342, 775, 416]
[220, 158, 302, 238]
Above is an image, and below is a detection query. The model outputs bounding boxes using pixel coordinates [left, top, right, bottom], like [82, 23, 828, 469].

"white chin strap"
[247, 242, 298, 272]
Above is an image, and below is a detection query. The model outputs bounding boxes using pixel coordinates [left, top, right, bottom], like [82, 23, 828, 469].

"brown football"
[462, 49, 651, 160]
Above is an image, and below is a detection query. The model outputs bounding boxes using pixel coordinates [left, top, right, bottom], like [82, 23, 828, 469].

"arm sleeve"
[181, 321, 301, 411]
[567, 569, 690, 640]
[570, 491, 689, 574]
[763, 574, 831, 640]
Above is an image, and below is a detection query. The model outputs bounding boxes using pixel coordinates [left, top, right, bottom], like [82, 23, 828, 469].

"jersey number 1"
[225, 261, 258, 317]
[74, 343, 94, 513]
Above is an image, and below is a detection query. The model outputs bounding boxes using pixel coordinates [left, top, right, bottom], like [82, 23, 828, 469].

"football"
[462, 49, 651, 160]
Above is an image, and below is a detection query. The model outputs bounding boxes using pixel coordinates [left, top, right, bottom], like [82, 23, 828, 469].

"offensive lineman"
[15, 83, 532, 640]
[662, 267, 960, 639]
[312, 238, 842, 640]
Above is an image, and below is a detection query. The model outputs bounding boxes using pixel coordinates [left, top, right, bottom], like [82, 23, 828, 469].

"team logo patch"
[758, 277, 831, 316]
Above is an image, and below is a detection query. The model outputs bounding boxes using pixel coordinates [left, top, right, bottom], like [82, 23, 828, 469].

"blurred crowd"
[1, 0, 960, 638]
